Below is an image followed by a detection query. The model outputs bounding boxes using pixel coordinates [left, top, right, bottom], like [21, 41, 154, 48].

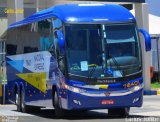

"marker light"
[67, 17, 77, 22]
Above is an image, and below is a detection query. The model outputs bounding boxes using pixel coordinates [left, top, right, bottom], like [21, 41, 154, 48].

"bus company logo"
[101, 99, 114, 105]
[4, 8, 24, 14]
[104, 92, 110, 96]
[123, 80, 140, 89]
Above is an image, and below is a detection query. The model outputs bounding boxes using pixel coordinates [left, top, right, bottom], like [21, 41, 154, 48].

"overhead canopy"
[146, 0, 160, 35]
[9, 4, 136, 29]
[79, 0, 145, 3]
[149, 14, 160, 35]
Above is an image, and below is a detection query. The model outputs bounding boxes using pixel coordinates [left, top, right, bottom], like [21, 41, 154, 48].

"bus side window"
[54, 31, 65, 74]
[52, 18, 62, 56]
[52, 18, 66, 75]
[38, 19, 53, 51]
[6, 29, 17, 55]
[53, 31, 58, 57]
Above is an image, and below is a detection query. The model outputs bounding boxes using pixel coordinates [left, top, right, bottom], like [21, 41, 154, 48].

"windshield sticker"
[113, 71, 122, 78]
[80, 61, 88, 71]
[100, 74, 105, 77]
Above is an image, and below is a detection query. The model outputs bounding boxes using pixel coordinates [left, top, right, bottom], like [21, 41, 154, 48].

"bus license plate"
[101, 100, 114, 105]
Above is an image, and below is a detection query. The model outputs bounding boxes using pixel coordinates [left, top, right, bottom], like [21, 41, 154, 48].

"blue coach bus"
[6, 4, 151, 117]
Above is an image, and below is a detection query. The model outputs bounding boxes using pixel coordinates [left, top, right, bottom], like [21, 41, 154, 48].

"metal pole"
[2, 41, 6, 104]
[157, 36, 160, 83]
[1, 62, 6, 105]
[36, 0, 39, 12]
[3, 83, 5, 104]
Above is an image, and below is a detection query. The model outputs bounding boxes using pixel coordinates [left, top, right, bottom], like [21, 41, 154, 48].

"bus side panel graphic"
[6, 51, 63, 107]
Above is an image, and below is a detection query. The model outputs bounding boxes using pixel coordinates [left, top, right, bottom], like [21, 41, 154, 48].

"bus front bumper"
[64, 86, 143, 110]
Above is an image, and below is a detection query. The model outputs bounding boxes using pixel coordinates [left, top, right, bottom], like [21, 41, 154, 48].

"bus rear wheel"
[53, 91, 66, 118]
[15, 92, 21, 112]
[21, 90, 41, 113]
[108, 108, 130, 117]
[21, 90, 29, 113]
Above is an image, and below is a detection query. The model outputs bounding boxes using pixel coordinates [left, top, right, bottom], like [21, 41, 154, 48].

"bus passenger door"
[44, 18, 66, 107]
[37, 19, 58, 107]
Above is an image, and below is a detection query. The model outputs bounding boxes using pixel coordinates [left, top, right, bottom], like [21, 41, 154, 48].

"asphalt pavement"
[0, 96, 160, 122]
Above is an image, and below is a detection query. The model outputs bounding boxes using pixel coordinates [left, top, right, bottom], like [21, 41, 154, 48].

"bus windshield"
[65, 23, 141, 79]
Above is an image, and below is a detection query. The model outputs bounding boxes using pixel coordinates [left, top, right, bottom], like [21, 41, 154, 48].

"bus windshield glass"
[65, 23, 141, 78]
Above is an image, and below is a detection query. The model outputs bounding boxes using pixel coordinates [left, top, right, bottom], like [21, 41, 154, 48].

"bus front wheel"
[53, 91, 66, 117]
[108, 108, 130, 117]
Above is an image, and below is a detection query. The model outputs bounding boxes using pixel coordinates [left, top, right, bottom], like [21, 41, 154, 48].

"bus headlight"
[133, 85, 140, 91]
[64, 84, 85, 93]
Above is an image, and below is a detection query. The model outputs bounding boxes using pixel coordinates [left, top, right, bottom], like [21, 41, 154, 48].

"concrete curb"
[144, 89, 160, 95]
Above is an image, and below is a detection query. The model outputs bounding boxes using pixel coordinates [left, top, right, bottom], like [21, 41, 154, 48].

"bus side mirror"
[139, 29, 151, 52]
[57, 30, 65, 53]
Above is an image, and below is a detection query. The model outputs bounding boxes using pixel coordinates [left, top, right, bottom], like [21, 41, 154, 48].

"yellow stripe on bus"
[99, 85, 108, 89]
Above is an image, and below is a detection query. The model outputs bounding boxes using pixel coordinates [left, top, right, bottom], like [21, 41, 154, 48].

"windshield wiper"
[87, 64, 97, 79]
[108, 54, 125, 77]
[104, 35, 124, 77]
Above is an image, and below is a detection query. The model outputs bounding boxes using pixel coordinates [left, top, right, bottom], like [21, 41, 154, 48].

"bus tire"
[108, 108, 130, 117]
[16, 92, 21, 112]
[21, 90, 28, 113]
[53, 91, 65, 118]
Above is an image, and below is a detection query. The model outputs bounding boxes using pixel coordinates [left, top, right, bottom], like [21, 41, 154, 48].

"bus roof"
[9, 4, 136, 29]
